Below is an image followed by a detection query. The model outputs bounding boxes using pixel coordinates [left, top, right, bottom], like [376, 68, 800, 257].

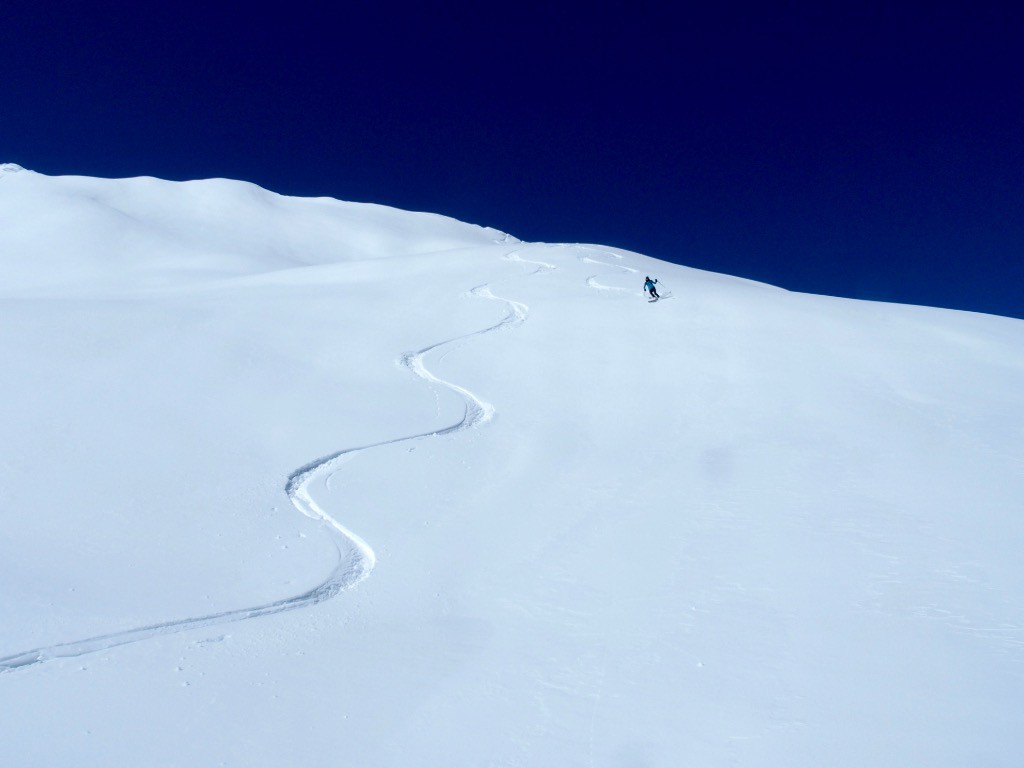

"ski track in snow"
[505, 249, 556, 274]
[585, 275, 626, 292]
[0, 250, 538, 674]
[579, 250, 639, 294]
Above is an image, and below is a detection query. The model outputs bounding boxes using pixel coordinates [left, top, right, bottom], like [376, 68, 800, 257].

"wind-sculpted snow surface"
[0, 256, 534, 674]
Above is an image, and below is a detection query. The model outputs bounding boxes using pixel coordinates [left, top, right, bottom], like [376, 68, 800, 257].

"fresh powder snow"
[1, 167, 1022, 766]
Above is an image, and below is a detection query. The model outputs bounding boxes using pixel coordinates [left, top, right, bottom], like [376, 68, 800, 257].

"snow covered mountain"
[2, 166, 1022, 767]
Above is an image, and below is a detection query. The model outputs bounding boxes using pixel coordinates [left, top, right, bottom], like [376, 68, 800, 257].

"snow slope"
[1, 167, 1023, 767]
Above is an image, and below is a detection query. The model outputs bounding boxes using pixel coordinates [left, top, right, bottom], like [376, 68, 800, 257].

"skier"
[643, 276, 660, 300]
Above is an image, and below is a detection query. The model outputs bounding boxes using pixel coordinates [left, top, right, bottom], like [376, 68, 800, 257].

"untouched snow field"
[1, 166, 1023, 766]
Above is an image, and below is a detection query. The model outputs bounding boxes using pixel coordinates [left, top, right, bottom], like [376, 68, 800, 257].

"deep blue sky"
[4, 2, 1022, 318]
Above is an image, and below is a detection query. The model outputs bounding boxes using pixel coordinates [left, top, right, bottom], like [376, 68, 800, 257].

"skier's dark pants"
[650, 288, 659, 299]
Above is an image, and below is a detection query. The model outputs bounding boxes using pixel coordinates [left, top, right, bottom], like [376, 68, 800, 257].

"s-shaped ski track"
[0, 249, 540, 674]
[578, 248, 638, 294]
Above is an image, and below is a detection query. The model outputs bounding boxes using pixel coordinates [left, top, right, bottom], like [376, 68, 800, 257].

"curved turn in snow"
[580, 251, 639, 293]
[0, 252, 536, 673]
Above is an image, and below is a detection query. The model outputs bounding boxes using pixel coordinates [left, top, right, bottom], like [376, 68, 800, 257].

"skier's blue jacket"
[644, 278, 658, 291]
